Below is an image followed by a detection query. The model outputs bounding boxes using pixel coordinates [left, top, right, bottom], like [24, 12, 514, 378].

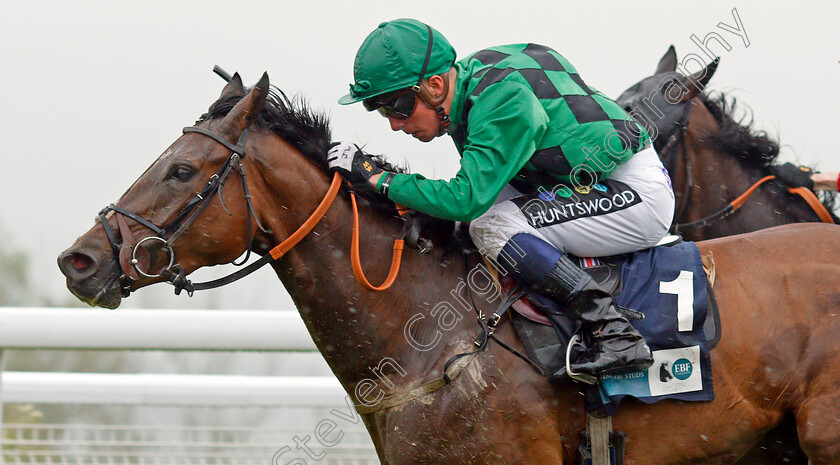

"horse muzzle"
[57, 219, 173, 309]
[58, 243, 124, 309]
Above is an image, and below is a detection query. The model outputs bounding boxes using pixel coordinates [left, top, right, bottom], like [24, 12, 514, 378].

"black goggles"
[362, 88, 419, 120]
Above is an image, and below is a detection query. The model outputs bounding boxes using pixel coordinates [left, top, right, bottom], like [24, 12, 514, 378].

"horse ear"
[679, 57, 719, 102]
[218, 72, 270, 142]
[689, 57, 719, 89]
[220, 72, 245, 99]
[655, 46, 678, 74]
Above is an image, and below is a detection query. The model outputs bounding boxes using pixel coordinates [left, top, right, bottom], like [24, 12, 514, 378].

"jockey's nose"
[388, 117, 404, 132]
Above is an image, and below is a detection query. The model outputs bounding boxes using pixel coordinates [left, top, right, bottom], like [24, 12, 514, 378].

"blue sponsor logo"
[672, 358, 693, 380]
[593, 183, 608, 192]
[538, 191, 555, 201]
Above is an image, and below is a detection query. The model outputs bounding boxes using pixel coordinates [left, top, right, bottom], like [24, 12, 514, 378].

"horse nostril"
[71, 253, 92, 270]
[59, 251, 98, 280]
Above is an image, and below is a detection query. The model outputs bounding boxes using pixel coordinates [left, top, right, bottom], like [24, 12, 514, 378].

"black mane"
[700, 92, 838, 217]
[699, 92, 780, 170]
[197, 85, 406, 211]
[195, 84, 460, 245]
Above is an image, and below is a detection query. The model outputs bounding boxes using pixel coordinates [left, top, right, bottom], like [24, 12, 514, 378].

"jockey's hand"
[327, 142, 382, 187]
[771, 162, 815, 190]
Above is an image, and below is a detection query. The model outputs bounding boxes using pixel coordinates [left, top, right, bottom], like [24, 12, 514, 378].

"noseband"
[98, 126, 264, 296]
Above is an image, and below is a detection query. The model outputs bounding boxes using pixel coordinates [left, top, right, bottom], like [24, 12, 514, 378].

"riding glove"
[327, 141, 383, 187]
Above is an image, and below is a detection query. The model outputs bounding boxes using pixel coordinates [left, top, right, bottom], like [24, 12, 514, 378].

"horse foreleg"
[734, 414, 808, 465]
[795, 391, 840, 464]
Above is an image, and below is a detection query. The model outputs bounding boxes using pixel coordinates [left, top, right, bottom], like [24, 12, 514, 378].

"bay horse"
[58, 73, 840, 464]
[616, 46, 837, 242]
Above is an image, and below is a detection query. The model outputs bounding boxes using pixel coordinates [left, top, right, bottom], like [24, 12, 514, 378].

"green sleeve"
[385, 82, 549, 221]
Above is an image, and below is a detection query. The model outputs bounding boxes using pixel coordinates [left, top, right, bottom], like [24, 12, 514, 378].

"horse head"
[616, 46, 719, 154]
[617, 47, 836, 239]
[58, 73, 284, 308]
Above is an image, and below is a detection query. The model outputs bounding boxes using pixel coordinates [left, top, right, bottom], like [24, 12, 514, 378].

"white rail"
[2, 372, 346, 406]
[0, 307, 317, 351]
[0, 307, 379, 464]
[0, 307, 332, 405]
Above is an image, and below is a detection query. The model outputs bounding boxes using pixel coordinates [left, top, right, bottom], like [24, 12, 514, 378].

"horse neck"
[249, 137, 490, 394]
[675, 101, 820, 240]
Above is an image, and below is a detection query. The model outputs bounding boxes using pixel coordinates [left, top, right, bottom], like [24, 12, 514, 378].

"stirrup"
[566, 334, 597, 385]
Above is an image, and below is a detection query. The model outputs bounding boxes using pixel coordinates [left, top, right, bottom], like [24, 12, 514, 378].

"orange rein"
[268, 172, 404, 291]
[732, 176, 834, 223]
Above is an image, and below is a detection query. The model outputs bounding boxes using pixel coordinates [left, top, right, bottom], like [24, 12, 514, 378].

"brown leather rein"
[100, 126, 405, 296]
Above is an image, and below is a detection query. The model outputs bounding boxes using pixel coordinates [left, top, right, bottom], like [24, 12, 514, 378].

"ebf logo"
[672, 358, 693, 380]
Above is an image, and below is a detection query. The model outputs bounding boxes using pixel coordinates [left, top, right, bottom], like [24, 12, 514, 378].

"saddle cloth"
[497, 241, 718, 414]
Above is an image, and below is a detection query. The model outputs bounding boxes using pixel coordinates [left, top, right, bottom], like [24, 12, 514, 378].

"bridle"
[98, 126, 264, 296]
[659, 100, 834, 233]
[99, 125, 410, 297]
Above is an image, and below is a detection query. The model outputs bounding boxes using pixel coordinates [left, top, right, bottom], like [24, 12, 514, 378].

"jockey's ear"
[655, 45, 678, 74]
[418, 71, 450, 107]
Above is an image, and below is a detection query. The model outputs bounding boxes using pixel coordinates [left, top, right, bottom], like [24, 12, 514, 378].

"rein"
[673, 175, 835, 233]
[99, 126, 406, 296]
[662, 101, 834, 232]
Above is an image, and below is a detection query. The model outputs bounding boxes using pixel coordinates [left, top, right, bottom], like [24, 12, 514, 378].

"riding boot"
[538, 254, 653, 376]
[498, 233, 652, 377]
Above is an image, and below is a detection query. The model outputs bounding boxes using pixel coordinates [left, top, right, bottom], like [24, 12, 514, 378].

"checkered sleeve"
[386, 82, 548, 221]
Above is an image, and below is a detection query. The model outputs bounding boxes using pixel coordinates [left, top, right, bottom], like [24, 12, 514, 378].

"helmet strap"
[414, 25, 452, 135]
[434, 107, 451, 134]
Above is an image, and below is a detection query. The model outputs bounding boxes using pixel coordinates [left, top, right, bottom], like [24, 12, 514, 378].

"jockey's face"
[385, 98, 443, 142]
[384, 72, 454, 143]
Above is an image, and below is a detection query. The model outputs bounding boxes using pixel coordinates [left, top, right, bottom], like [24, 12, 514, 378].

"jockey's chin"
[411, 130, 438, 142]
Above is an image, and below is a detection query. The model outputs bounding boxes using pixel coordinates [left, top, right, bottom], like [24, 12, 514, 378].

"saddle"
[484, 238, 721, 386]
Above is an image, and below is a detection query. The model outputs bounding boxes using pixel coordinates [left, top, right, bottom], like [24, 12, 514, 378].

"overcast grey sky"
[1, 0, 837, 309]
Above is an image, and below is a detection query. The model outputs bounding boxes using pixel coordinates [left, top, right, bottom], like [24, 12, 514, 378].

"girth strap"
[354, 351, 481, 415]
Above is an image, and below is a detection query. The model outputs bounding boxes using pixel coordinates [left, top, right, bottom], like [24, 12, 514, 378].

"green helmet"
[338, 19, 456, 105]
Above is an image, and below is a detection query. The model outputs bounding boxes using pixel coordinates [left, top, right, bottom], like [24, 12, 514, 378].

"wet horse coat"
[59, 73, 840, 464]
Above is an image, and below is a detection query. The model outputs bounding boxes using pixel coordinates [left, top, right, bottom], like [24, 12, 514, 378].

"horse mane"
[698, 92, 780, 169]
[699, 92, 838, 218]
[196, 84, 407, 212]
[197, 84, 459, 243]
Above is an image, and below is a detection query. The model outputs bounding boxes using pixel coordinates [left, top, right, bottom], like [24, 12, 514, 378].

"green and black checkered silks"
[451, 44, 650, 191]
[381, 43, 651, 222]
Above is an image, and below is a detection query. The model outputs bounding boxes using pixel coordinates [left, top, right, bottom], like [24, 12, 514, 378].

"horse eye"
[170, 166, 194, 182]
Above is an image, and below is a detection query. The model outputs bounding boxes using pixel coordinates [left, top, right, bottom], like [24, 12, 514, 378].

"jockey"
[329, 18, 675, 377]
